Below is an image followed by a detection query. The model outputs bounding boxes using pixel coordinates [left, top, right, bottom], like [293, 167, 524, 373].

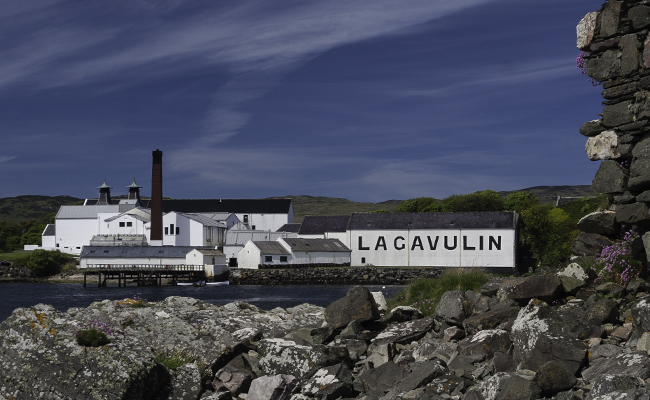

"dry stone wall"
[576, 0, 650, 259]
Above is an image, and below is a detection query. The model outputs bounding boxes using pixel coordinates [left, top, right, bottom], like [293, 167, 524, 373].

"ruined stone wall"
[575, 0, 650, 259]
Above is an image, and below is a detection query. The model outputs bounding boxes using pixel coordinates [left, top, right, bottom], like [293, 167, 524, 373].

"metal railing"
[84, 264, 206, 271]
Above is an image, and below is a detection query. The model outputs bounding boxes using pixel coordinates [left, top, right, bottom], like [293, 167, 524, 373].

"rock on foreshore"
[2, 274, 650, 400]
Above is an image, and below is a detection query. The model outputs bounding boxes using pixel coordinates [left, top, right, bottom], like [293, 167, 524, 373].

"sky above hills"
[0, 0, 604, 202]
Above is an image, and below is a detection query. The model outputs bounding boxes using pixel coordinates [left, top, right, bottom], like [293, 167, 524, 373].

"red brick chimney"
[150, 149, 163, 246]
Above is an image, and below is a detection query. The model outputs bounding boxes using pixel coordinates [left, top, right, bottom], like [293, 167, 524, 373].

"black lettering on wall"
[375, 236, 387, 250]
[489, 236, 501, 250]
[480, 236, 484, 250]
[358, 236, 369, 250]
[463, 236, 475, 250]
[394, 236, 405, 250]
[444, 236, 457, 250]
[427, 236, 439, 250]
[411, 236, 424, 250]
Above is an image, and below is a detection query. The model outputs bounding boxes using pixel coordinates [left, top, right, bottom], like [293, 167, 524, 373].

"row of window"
[264, 256, 288, 262]
[118, 222, 133, 227]
[165, 224, 180, 235]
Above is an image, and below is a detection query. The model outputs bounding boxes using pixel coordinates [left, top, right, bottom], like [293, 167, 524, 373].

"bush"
[397, 197, 439, 213]
[504, 192, 538, 213]
[76, 329, 110, 347]
[519, 205, 574, 269]
[441, 190, 504, 212]
[591, 230, 642, 286]
[26, 249, 74, 277]
[387, 269, 489, 316]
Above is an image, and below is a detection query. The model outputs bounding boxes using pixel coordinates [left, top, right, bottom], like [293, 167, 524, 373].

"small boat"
[206, 281, 229, 286]
[175, 282, 195, 286]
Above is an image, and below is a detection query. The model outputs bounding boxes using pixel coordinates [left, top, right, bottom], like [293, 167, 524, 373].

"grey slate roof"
[104, 213, 150, 223]
[226, 231, 295, 245]
[281, 238, 350, 253]
[193, 249, 226, 256]
[277, 223, 301, 233]
[253, 241, 291, 255]
[137, 198, 293, 214]
[56, 205, 121, 219]
[298, 215, 350, 235]
[80, 246, 214, 259]
[42, 224, 55, 236]
[182, 213, 227, 228]
[347, 212, 518, 230]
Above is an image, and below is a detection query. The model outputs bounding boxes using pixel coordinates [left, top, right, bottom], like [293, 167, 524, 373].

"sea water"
[0, 283, 404, 323]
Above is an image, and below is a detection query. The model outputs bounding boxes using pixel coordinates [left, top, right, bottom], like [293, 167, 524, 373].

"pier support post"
[98, 272, 101, 288]
[83, 272, 87, 288]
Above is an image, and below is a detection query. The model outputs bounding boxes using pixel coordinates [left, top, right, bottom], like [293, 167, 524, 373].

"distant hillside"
[273, 195, 402, 223]
[0, 195, 82, 222]
[0, 186, 597, 224]
[498, 185, 598, 205]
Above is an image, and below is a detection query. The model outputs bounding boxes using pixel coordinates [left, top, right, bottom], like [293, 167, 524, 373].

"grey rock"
[247, 374, 300, 400]
[324, 286, 379, 329]
[558, 263, 590, 281]
[630, 6, 650, 29]
[534, 361, 577, 395]
[631, 299, 650, 332]
[458, 329, 512, 358]
[637, 190, 650, 202]
[443, 326, 466, 341]
[559, 276, 586, 295]
[577, 211, 619, 235]
[511, 300, 586, 374]
[353, 361, 410, 393]
[603, 100, 632, 128]
[615, 203, 650, 225]
[372, 292, 388, 313]
[285, 326, 333, 346]
[369, 316, 434, 349]
[588, 50, 622, 83]
[329, 337, 368, 360]
[589, 374, 638, 399]
[627, 280, 647, 295]
[213, 364, 252, 396]
[593, 160, 628, 194]
[366, 343, 397, 368]
[586, 130, 621, 161]
[382, 306, 423, 324]
[586, 299, 618, 326]
[435, 290, 472, 325]
[412, 338, 458, 364]
[572, 233, 614, 258]
[492, 352, 516, 373]
[167, 363, 203, 400]
[620, 34, 641, 76]
[496, 375, 542, 400]
[475, 373, 514, 400]
[301, 363, 354, 400]
[257, 338, 333, 379]
[599, 1, 622, 38]
[463, 306, 520, 335]
[582, 351, 650, 383]
[382, 360, 447, 398]
[481, 280, 502, 297]
[614, 191, 637, 205]
[506, 274, 563, 304]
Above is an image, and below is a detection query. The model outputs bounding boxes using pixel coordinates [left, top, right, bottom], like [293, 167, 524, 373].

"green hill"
[275, 195, 402, 223]
[0, 195, 82, 222]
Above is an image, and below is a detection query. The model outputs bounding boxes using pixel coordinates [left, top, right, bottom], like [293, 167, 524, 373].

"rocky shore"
[1, 265, 650, 400]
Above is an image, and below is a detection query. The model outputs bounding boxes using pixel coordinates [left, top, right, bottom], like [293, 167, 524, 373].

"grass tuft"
[387, 268, 490, 317]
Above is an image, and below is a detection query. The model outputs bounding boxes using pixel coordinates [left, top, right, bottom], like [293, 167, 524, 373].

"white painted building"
[237, 238, 351, 269]
[297, 215, 350, 245]
[79, 246, 208, 269]
[347, 212, 518, 268]
[224, 229, 298, 266]
[157, 212, 226, 247]
[185, 248, 228, 278]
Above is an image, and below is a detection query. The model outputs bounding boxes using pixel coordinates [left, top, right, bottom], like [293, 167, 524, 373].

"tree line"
[387, 190, 606, 271]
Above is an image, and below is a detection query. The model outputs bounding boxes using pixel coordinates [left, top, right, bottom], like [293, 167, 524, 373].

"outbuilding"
[237, 238, 350, 269]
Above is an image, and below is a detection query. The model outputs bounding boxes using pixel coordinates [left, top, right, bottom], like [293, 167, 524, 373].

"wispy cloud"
[0, 156, 16, 163]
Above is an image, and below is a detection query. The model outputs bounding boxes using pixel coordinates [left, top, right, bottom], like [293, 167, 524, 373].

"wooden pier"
[82, 264, 207, 287]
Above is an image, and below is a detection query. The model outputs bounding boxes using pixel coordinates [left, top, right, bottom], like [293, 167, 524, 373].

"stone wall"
[576, 0, 650, 258]
[229, 266, 443, 285]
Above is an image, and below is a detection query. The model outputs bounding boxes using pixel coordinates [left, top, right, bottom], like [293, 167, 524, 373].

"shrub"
[75, 319, 115, 347]
[397, 197, 439, 213]
[504, 192, 538, 213]
[441, 190, 504, 212]
[519, 205, 573, 269]
[26, 249, 75, 277]
[387, 268, 489, 316]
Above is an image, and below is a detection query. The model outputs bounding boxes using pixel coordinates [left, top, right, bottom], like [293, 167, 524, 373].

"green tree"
[441, 190, 505, 212]
[26, 249, 74, 277]
[397, 197, 439, 213]
[520, 205, 573, 268]
[504, 192, 538, 214]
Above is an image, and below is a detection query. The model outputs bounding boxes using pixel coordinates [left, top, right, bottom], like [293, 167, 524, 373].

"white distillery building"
[39, 180, 294, 255]
[79, 246, 213, 269]
[237, 238, 351, 269]
[347, 212, 518, 268]
[223, 227, 299, 266]
[297, 215, 350, 243]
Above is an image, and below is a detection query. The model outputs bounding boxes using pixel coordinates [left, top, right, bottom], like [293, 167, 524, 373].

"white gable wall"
[237, 242, 262, 269]
[55, 218, 102, 255]
[236, 213, 289, 232]
[105, 215, 147, 236]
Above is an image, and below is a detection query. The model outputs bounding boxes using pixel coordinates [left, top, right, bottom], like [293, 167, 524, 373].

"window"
[170, 224, 175, 234]
[127, 222, 132, 227]
[252, 225, 256, 230]
[176, 227, 180, 235]
[264, 255, 272, 262]
[119, 222, 125, 227]
[243, 215, 249, 223]
[280, 256, 288, 262]
[361, 257, 366, 264]
[165, 227, 169, 235]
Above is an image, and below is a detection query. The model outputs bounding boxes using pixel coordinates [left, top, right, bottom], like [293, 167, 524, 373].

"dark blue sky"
[0, 0, 604, 202]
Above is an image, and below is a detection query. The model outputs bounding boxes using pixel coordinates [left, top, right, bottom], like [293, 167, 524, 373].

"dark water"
[0, 283, 405, 323]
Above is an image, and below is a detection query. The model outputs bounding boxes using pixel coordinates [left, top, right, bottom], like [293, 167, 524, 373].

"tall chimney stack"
[150, 149, 163, 246]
